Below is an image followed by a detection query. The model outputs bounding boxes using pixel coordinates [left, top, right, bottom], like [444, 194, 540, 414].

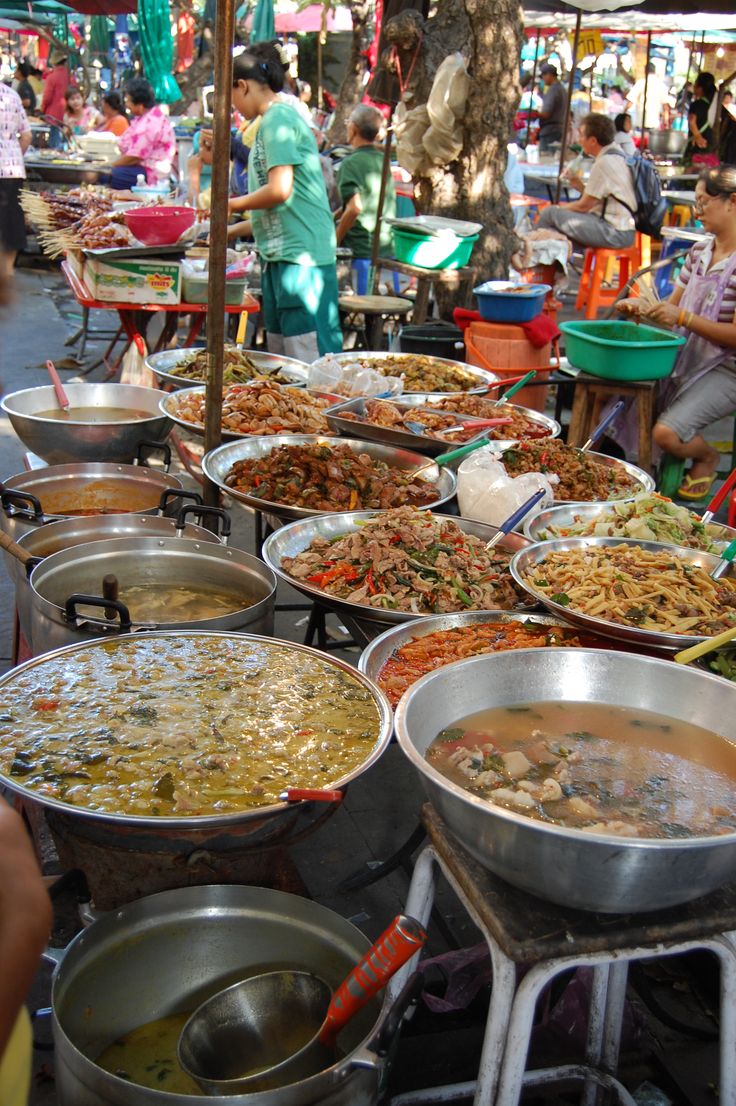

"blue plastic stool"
[352, 259, 401, 296]
[654, 229, 706, 299]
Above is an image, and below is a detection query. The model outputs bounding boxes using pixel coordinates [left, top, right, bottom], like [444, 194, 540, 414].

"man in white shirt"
[625, 64, 669, 130]
[0, 81, 31, 282]
[536, 112, 636, 249]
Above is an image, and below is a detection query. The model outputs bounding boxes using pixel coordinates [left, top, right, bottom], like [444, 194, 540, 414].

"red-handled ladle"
[46, 360, 70, 410]
[177, 914, 427, 1095]
[701, 468, 736, 526]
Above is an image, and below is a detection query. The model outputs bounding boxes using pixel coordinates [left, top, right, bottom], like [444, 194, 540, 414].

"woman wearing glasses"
[618, 165, 736, 499]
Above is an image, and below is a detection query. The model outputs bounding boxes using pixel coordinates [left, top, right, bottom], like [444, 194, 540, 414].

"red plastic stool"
[575, 241, 641, 319]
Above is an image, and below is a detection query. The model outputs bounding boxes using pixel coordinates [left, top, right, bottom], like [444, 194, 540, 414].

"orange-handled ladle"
[178, 914, 427, 1095]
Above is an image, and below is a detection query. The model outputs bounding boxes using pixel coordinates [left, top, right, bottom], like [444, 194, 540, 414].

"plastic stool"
[575, 241, 641, 319]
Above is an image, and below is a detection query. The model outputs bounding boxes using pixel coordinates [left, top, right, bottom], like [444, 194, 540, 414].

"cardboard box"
[84, 256, 181, 305]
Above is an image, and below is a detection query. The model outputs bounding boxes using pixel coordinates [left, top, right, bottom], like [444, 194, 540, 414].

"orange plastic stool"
[575, 241, 641, 319]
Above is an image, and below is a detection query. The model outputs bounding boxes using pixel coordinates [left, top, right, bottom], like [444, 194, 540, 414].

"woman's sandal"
[678, 473, 717, 500]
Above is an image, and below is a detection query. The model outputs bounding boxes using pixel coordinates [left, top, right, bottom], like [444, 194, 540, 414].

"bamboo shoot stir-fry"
[282, 506, 525, 613]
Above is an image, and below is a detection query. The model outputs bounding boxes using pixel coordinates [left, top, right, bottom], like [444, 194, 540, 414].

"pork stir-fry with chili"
[225, 443, 442, 510]
[500, 439, 639, 501]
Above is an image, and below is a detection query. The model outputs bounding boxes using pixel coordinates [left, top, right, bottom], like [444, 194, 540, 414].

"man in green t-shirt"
[336, 104, 396, 291]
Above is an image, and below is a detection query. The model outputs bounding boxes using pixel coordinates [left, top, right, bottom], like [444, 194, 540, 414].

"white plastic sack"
[308, 356, 403, 398]
[457, 447, 557, 527]
[423, 52, 469, 166]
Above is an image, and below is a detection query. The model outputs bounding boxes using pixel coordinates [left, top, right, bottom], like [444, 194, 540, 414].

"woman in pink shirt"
[109, 78, 176, 190]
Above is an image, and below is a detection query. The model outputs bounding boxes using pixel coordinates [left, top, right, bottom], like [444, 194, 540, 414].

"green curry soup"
[97, 1013, 200, 1095]
[0, 636, 382, 817]
[428, 701, 736, 839]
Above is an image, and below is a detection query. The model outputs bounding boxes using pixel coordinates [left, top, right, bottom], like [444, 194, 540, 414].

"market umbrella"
[138, 0, 181, 104]
[250, 0, 274, 44]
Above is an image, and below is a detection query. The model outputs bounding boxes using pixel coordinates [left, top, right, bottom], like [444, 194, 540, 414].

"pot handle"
[175, 504, 232, 544]
[349, 971, 424, 1072]
[1, 489, 44, 522]
[158, 488, 203, 517]
[64, 595, 133, 632]
[42, 946, 66, 968]
[135, 440, 173, 472]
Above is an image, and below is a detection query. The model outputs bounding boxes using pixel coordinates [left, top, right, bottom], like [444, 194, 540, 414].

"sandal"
[677, 473, 717, 500]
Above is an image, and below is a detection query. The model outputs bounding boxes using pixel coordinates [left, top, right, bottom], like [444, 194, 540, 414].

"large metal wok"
[202, 434, 457, 524]
[0, 458, 185, 543]
[1, 383, 173, 465]
[160, 385, 337, 443]
[262, 510, 534, 644]
[0, 631, 393, 831]
[312, 351, 497, 393]
[481, 443, 655, 504]
[523, 500, 736, 550]
[511, 536, 736, 651]
[394, 647, 736, 912]
[51, 884, 405, 1106]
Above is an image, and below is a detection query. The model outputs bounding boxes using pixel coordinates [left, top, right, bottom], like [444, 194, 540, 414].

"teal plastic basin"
[560, 320, 686, 381]
[391, 228, 478, 270]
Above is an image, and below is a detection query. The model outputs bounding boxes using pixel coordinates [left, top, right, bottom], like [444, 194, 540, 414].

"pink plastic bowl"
[124, 205, 196, 247]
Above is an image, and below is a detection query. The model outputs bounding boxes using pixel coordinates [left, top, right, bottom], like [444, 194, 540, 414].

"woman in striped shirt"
[619, 165, 736, 499]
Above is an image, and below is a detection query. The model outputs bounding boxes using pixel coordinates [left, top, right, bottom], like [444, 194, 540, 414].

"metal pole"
[699, 30, 706, 73]
[639, 31, 652, 152]
[370, 113, 394, 295]
[525, 31, 541, 147]
[203, 0, 235, 508]
[555, 8, 581, 204]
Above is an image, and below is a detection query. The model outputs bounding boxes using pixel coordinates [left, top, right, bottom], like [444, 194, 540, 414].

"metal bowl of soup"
[394, 647, 736, 912]
[1, 383, 173, 464]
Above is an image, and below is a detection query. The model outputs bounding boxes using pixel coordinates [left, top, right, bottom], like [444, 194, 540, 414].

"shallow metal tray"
[159, 383, 332, 442]
[146, 348, 308, 390]
[324, 397, 493, 456]
[314, 351, 497, 394]
[524, 500, 736, 549]
[262, 510, 535, 643]
[401, 393, 561, 440]
[202, 434, 457, 522]
[510, 535, 736, 652]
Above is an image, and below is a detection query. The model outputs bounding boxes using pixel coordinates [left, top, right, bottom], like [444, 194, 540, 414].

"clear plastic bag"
[457, 448, 557, 527]
[307, 356, 403, 398]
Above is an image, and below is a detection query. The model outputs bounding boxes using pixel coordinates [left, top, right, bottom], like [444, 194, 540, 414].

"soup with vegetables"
[0, 635, 383, 818]
[428, 701, 736, 839]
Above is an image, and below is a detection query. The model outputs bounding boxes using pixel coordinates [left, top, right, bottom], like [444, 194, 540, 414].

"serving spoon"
[580, 399, 626, 452]
[485, 489, 547, 551]
[674, 624, 736, 665]
[46, 359, 70, 411]
[700, 468, 736, 526]
[404, 415, 513, 437]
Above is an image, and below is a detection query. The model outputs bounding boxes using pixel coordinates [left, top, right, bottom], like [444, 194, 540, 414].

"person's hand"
[646, 301, 682, 328]
[200, 128, 213, 144]
[695, 135, 708, 149]
[616, 297, 647, 318]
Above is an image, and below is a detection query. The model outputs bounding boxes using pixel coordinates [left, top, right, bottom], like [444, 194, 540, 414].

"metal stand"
[389, 806, 736, 1106]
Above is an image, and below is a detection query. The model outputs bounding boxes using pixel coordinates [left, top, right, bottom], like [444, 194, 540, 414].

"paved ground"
[0, 261, 729, 1105]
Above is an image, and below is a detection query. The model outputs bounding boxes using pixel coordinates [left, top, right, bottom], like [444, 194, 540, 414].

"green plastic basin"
[391, 228, 478, 270]
[560, 320, 686, 381]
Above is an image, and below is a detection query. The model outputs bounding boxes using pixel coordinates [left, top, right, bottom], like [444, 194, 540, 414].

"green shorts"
[261, 260, 342, 355]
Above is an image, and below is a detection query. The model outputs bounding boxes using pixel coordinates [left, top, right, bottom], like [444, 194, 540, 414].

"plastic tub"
[124, 205, 196, 247]
[560, 320, 686, 381]
[398, 322, 464, 360]
[464, 320, 553, 413]
[182, 272, 246, 305]
[473, 281, 550, 323]
[391, 228, 478, 270]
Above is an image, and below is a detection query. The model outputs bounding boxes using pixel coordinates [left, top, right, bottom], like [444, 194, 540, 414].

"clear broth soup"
[428, 701, 736, 839]
[34, 406, 153, 423]
[96, 1012, 200, 1095]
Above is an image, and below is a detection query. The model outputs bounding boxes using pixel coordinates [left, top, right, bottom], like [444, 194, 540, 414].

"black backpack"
[603, 147, 668, 240]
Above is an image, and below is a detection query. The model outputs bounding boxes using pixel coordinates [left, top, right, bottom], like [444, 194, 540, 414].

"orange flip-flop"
[678, 473, 717, 500]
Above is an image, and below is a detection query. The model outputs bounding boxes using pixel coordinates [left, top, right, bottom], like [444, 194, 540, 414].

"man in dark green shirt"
[336, 104, 396, 286]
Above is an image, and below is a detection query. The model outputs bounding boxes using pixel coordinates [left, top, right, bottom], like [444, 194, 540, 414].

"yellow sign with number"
[571, 30, 605, 61]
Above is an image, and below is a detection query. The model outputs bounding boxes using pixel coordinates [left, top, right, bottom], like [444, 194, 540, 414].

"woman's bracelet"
[677, 309, 695, 329]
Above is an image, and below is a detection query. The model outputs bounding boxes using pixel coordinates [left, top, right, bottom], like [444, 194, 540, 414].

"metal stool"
[389, 805, 736, 1106]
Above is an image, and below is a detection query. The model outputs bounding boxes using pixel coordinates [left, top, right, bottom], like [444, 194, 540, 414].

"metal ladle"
[177, 914, 426, 1096]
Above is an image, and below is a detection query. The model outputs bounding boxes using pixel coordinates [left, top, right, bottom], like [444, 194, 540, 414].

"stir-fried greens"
[166, 347, 300, 386]
[282, 506, 525, 613]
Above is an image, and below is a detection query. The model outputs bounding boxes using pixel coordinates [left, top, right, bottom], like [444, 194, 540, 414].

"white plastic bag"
[308, 355, 403, 398]
[457, 447, 557, 527]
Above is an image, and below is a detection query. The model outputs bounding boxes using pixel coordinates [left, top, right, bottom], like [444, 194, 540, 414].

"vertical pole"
[370, 112, 394, 295]
[555, 8, 581, 204]
[639, 31, 652, 152]
[525, 30, 541, 147]
[203, 0, 235, 508]
[699, 30, 706, 73]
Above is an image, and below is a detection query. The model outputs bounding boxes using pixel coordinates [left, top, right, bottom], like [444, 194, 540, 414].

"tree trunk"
[173, 52, 214, 110]
[330, 0, 372, 145]
[406, 0, 523, 311]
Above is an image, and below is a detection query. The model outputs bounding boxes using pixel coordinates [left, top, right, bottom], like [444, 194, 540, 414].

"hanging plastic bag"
[423, 52, 469, 167]
[308, 355, 403, 398]
[457, 447, 557, 527]
[120, 333, 155, 387]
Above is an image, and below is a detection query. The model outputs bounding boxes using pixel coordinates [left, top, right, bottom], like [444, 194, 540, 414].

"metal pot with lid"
[50, 884, 421, 1106]
[28, 528, 275, 654]
[13, 504, 231, 654]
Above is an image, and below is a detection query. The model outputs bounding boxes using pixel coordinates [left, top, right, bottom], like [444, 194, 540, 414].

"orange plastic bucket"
[464, 321, 553, 413]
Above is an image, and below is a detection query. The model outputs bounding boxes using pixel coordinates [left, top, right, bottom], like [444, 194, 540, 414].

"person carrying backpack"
[536, 112, 636, 249]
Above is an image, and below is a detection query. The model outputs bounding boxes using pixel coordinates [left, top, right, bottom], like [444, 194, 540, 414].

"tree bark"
[402, 0, 523, 310]
[330, 0, 372, 145]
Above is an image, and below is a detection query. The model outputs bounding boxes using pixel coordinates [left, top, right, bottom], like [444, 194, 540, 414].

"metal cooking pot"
[28, 535, 276, 654]
[394, 647, 736, 913]
[50, 884, 415, 1106]
[648, 130, 688, 158]
[13, 506, 229, 654]
[0, 383, 173, 465]
[0, 453, 185, 544]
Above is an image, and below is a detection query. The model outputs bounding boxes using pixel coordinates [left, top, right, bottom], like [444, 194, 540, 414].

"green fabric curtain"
[89, 14, 110, 56]
[138, 0, 180, 104]
[251, 0, 274, 43]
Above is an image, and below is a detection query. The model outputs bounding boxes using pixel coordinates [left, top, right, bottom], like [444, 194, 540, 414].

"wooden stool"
[338, 294, 413, 349]
[567, 373, 657, 473]
[379, 260, 477, 325]
[575, 241, 641, 319]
